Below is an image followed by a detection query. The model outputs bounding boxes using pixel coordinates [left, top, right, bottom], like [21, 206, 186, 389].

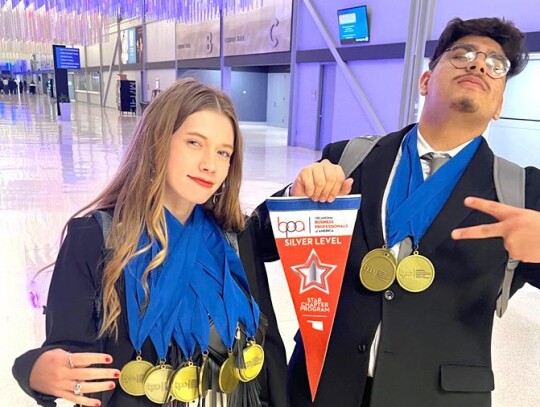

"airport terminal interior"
[1, 0, 539, 406]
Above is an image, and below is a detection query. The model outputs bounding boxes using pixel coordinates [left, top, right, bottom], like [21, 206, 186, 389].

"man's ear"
[493, 97, 504, 120]
[419, 71, 431, 96]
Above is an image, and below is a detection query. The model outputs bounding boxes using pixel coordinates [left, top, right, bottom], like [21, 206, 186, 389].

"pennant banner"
[266, 195, 361, 401]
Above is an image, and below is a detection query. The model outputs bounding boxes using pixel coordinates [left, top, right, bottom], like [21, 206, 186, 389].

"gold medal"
[238, 342, 265, 382]
[119, 356, 153, 396]
[361, 247, 397, 267]
[218, 353, 239, 394]
[359, 247, 397, 291]
[170, 362, 200, 402]
[199, 353, 210, 398]
[143, 362, 174, 404]
[396, 252, 435, 292]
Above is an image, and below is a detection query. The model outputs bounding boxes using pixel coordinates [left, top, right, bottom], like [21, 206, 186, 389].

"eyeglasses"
[445, 44, 511, 79]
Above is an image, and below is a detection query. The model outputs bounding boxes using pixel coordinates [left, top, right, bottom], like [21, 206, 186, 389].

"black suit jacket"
[252, 125, 540, 407]
[12, 214, 288, 407]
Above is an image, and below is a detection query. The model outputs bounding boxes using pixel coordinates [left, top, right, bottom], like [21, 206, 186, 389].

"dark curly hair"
[429, 17, 529, 79]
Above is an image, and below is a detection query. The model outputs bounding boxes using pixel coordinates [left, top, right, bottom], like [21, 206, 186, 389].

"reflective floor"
[1, 94, 538, 406]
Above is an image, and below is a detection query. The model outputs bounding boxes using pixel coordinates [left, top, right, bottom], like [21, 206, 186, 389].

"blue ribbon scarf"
[386, 125, 482, 248]
[124, 205, 260, 361]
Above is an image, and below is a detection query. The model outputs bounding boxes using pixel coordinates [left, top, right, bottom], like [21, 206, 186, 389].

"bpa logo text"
[277, 217, 311, 237]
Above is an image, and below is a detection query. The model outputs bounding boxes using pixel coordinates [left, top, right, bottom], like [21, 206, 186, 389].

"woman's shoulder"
[62, 209, 114, 251]
[67, 208, 114, 233]
[52, 212, 110, 289]
[65, 215, 101, 241]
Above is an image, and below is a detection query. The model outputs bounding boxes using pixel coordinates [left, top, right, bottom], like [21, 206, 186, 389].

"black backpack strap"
[493, 156, 525, 317]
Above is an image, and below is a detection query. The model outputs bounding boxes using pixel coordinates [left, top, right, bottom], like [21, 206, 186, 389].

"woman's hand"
[29, 348, 120, 407]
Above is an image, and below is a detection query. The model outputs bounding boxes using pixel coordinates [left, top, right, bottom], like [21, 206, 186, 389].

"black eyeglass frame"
[444, 43, 511, 79]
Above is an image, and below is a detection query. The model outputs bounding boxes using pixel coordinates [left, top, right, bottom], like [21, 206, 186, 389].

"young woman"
[13, 78, 288, 407]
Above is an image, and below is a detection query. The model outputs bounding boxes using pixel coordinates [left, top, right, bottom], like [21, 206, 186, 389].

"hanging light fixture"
[0, 1, 108, 46]
[0, 0, 263, 62]
[0, 0, 266, 36]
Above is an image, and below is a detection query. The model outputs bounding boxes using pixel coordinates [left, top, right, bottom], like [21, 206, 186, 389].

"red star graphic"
[291, 249, 337, 294]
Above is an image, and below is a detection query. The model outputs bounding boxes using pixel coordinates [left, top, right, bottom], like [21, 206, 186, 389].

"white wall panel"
[500, 57, 540, 121]
[101, 33, 118, 67]
[75, 46, 86, 67]
[86, 44, 101, 67]
[431, 0, 540, 39]
[145, 69, 177, 101]
[147, 20, 176, 62]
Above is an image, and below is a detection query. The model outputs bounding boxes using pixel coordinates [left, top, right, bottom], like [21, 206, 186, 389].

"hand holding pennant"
[266, 195, 361, 401]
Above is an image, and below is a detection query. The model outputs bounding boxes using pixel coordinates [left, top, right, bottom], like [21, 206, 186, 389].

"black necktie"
[397, 152, 451, 261]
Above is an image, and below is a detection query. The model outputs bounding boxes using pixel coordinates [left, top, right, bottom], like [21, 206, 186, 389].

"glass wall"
[74, 71, 100, 92]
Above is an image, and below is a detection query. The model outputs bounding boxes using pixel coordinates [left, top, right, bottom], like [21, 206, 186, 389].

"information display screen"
[338, 5, 369, 45]
[54, 47, 81, 70]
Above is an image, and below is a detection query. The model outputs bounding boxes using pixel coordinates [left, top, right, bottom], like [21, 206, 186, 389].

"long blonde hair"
[70, 78, 244, 338]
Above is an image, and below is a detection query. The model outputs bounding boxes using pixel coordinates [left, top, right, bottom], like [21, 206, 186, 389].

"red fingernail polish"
[105, 357, 112, 363]
[114, 371, 120, 378]
[95, 403, 101, 407]
[109, 383, 115, 389]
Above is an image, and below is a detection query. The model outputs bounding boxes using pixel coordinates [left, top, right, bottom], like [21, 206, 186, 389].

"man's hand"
[291, 159, 354, 202]
[452, 197, 540, 262]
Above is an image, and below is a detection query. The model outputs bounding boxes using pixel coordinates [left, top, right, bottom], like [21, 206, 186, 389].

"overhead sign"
[223, 0, 292, 56]
[176, 19, 220, 60]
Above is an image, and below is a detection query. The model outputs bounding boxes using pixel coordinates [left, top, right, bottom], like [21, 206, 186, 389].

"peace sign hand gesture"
[452, 197, 540, 263]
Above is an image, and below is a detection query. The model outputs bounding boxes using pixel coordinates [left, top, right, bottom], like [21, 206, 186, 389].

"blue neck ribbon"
[386, 125, 482, 248]
[124, 206, 259, 361]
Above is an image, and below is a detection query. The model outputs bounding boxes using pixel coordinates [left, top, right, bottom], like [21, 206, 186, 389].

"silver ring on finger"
[68, 352, 75, 369]
[73, 381, 82, 396]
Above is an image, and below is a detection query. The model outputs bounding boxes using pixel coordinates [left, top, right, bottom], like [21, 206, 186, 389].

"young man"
[252, 17, 540, 407]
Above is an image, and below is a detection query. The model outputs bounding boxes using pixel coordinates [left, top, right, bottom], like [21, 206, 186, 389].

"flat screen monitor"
[337, 5, 369, 45]
[0, 62, 11, 73]
[54, 47, 81, 70]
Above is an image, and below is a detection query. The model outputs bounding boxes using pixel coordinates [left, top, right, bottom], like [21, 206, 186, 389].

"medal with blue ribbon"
[121, 208, 197, 402]
[360, 125, 482, 292]
[121, 205, 262, 402]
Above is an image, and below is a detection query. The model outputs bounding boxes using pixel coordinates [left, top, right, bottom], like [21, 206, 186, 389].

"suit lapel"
[359, 126, 413, 249]
[421, 139, 495, 257]
[355, 130, 495, 257]
[101, 388, 113, 406]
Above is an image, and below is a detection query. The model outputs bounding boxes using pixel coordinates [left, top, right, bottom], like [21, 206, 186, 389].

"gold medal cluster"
[118, 342, 265, 404]
[359, 246, 435, 292]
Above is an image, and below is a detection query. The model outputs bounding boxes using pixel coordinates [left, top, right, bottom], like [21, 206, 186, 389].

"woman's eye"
[218, 150, 232, 158]
[188, 140, 201, 147]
